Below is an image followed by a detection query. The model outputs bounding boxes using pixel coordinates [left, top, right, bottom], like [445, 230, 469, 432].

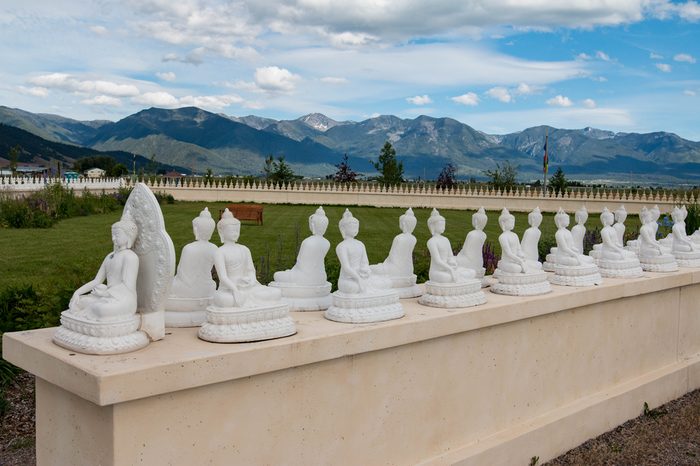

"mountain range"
[1, 105, 699, 184]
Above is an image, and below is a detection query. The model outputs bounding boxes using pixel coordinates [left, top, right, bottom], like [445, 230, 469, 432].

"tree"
[373, 141, 404, 185]
[549, 167, 568, 195]
[8, 145, 20, 177]
[484, 161, 518, 192]
[334, 154, 357, 183]
[109, 163, 128, 177]
[205, 168, 214, 185]
[262, 155, 296, 185]
[436, 163, 457, 190]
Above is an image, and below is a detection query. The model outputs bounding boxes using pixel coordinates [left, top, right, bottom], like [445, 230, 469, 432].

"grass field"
[0, 202, 568, 292]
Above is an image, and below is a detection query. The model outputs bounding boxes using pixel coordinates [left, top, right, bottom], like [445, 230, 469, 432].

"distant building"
[64, 171, 80, 180]
[84, 167, 106, 178]
[163, 170, 186, 178]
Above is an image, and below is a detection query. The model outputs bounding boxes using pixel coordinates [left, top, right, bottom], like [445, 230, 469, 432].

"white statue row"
[53, 184, 700, 355]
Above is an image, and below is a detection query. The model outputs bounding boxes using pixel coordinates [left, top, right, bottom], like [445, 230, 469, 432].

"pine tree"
[436, 163, 457, 189]
[373, 141, 404, 185]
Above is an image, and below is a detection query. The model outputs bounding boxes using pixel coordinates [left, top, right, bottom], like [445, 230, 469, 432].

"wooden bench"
[221, 203, 264, 225]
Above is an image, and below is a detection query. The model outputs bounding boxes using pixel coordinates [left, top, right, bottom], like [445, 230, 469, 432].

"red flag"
[543, 135, 549, 175]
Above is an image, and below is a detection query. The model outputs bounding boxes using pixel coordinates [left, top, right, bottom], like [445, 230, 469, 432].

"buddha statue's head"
[671, 206, 684, 223]
[528, 206, 542, 228]
[472, 207, 487, 231]
[112, 212, 138, 250]
[427, 208, 445, 236]
[651, 205, 661, 222]
[193, 207, 216, 241]
[399, 208, 417, 234]
[309, 206, 329, 236]
[575, 205, 588, 225]
[614, 205, 627, 223]
[217, 208, 241, 243]
[498, 208, 515, 232]
[554, 207, 569, 229]
[339, 209, 359, 239]
[639, 206, 650, 225]
[600, 207, 614, 227]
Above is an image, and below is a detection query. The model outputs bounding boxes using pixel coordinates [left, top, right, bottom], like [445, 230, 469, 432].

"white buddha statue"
[54, 183, 175, 355]
[270, 207, 332, 310]
[199, 209, 295, 342]
[545, 205, 586, 271]
[68, 215, 140, 321]
[165, 208, 218, 327]
[670, 206, 700, 267]
[521, 207, 543, 263]
[571, 206, 588, 254]
[457, 207, 488, 283]
[325, 209, 403, 323]
[612, 205, 628, 247]
[418, 209, 486, 308]
[593, 207, 643, 278]
[491, 208, 550, 296]
[548, 208, 602, 286]
[637, 207, 678, 272]
[370, 208, 422, 298]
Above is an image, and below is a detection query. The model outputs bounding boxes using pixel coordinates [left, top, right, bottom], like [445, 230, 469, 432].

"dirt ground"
[1, 374, 699, 466]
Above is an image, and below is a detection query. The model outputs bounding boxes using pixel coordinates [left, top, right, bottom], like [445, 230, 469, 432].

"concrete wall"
[4, 270, 700, 465]
[135, 178, 695, 213]
[0, 176, 124, 197]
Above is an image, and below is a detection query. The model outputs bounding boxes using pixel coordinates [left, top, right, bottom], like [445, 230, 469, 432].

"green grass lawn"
[0, 202, 564, 291]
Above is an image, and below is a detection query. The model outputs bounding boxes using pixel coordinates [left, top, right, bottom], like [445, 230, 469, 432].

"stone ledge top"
[4, 269, 699, 406]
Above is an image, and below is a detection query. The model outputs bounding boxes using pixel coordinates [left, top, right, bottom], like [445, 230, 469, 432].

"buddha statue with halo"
[418, 209, 486, 308]
[591, 207, 643, 278]
[324, 209, 404, 323]
[456, 207, 489, 286]
[198, 209, 296, 342]
[636, 207, 678, 272]
[670, 205, 700, 267]
[164, 207, 218, 327]
[548, 208, 602, 286]
[54, 183, 176, 354]
[269, 206, 333, 311]
[491, 208, 551, 296]
[370, 208, 422, 298]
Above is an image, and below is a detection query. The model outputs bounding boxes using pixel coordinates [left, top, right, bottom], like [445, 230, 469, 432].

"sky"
[1, 0, 699, 139]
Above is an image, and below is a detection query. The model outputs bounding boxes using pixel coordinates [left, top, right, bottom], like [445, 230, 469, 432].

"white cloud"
[650, 52, 664, 59]
[596, 51, 611, 61]
[320, 76, 348, 85]
[326, 31, 378, 47]
[82, 95, 122, 106]
[656, 63, 672, 72]
[89, 25, 108, 35]
[156, 71, 176, 81]
[18, 86, 49, 97]
[133, 91, 179, 107]
[590, 76, 608, 82]
[451, 92, 480, 106]
[546, 95, 573, 107]
[674, 53, 696, 63]
[28, 73, 140, 97]
[678, 1, 700, 21]
[486, 87, 512, 103]
[132, 91, 249, 111]
[514, 83, 542, 95]
[684, 89, 697, 96]
[254, 66, 300, 93]
[576, 53, 592, 60]
[406, 95, 432, 105]
[582, 98, 597, 108]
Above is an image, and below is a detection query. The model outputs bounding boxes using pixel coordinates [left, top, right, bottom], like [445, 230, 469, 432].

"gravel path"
[1, 373, 699, 466]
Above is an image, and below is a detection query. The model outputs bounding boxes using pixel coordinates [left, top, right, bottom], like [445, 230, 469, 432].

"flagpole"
[543, 128, 548, 196]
